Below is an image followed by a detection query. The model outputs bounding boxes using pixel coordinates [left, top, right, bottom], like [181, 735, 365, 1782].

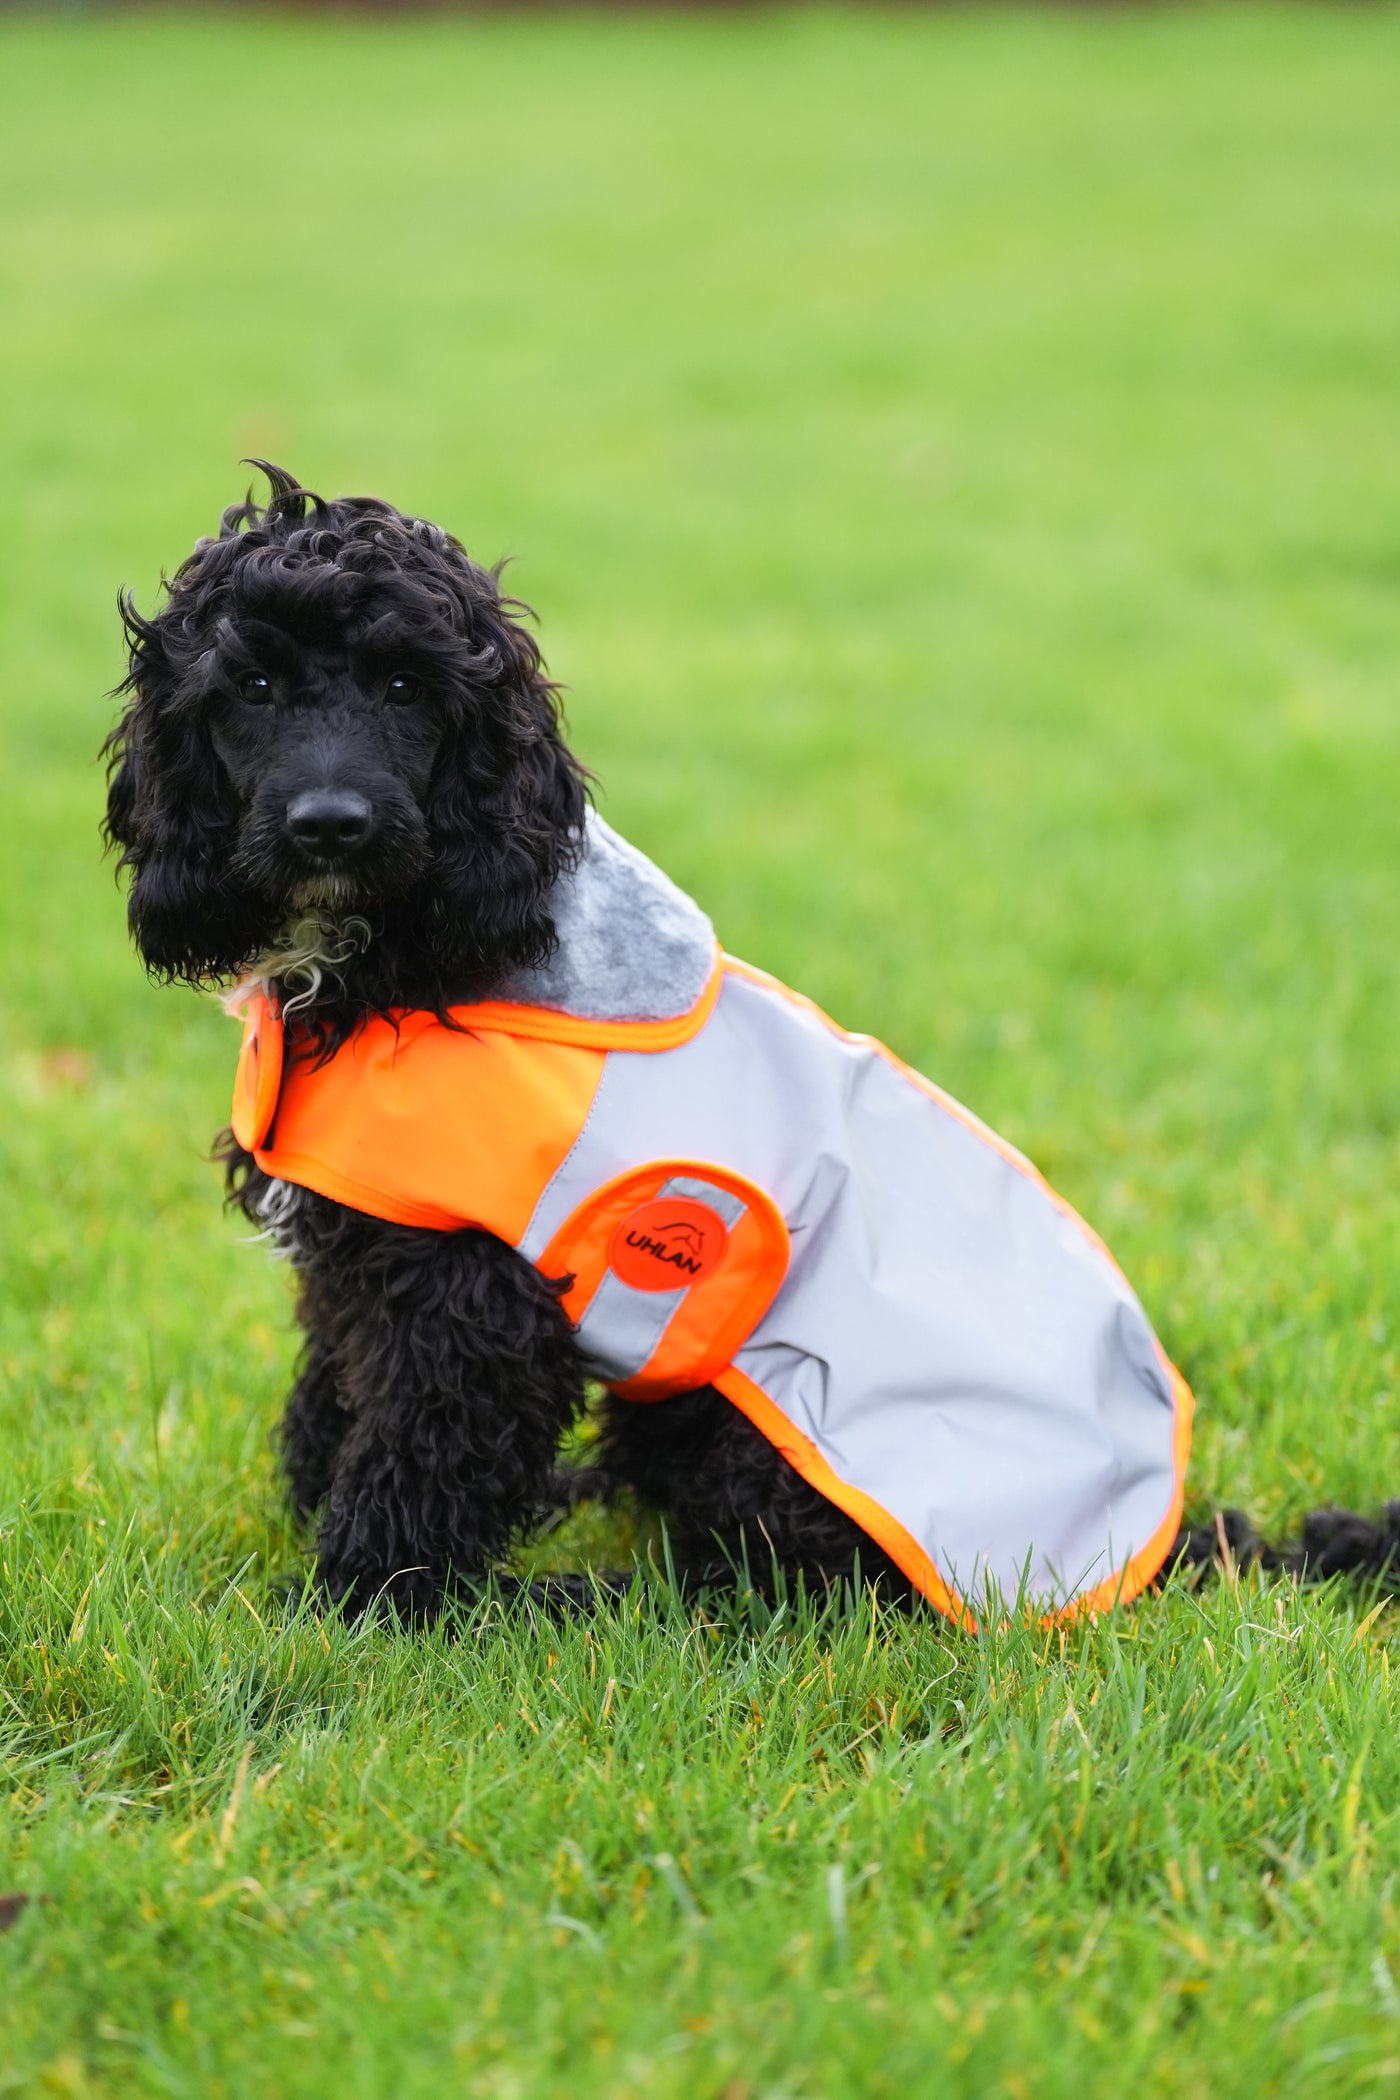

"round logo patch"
[609, 1197, 729, 1293]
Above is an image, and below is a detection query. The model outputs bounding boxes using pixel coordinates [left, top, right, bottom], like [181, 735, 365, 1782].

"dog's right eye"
[239, 671, 273, 703]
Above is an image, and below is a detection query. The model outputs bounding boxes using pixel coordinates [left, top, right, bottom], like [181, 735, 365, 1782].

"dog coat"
[231, 813, 1193, 1624]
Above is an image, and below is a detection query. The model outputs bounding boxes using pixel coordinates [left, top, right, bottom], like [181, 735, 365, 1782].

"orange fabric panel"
[537, 1162, 791, 1401]
[248, 1006, 607, 1240]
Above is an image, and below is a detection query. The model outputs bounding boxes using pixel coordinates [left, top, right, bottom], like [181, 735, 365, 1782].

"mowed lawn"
[4, 6, 1400, 2093]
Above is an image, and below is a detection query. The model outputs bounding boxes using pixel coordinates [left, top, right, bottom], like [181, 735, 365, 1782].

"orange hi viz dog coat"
[231, 813, 1193, 1626]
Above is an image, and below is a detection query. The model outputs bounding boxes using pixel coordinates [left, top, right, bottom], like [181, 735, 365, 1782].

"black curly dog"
[102, 464, 1400, 1619]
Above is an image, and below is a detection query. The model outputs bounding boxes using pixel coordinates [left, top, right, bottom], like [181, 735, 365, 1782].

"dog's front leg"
[306, 1215, 588, 1620]
[278, 1340, 351, 1518]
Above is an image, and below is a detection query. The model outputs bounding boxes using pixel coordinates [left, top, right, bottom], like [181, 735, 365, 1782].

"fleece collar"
[494, 810, 718, 1027]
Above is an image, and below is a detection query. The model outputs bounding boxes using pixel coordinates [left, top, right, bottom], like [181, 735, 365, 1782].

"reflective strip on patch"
[574, 1175, 749, 1383]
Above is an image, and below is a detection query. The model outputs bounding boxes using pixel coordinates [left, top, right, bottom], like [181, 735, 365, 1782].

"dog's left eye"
[385, 674, 419, 704]
[238, 671, 273, 703]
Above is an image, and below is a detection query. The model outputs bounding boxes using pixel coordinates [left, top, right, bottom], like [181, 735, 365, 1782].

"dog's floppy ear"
[422, 580, 589, 982]
[102, 589, 257, 984]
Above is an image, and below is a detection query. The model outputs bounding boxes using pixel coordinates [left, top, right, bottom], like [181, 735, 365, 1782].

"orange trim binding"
[718, 952, 1196, 1618]
[713, 1364, 976, 1630]
[718, 1359, 1193, 1629]
[1064, 1363, 1195, 1619]
[442, 950, 723, 1051]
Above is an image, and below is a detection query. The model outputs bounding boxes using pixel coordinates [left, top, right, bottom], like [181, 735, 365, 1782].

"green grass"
[4, 4, 1400, 2091]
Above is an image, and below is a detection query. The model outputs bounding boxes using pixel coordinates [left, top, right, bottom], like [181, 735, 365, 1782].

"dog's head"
[103, 462, 588, 1012]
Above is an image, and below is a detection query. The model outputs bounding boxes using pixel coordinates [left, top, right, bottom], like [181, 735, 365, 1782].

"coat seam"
[517, 1049, 615, 1257]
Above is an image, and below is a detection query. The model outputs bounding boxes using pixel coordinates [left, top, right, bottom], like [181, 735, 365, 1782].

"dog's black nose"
[285, 790, 374, 858]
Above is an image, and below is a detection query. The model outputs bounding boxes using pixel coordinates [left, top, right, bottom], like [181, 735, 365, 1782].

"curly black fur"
[106, 464, 1400, 1622]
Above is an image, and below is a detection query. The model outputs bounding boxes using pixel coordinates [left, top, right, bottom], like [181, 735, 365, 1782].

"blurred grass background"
[3, 7, 1400, 2092]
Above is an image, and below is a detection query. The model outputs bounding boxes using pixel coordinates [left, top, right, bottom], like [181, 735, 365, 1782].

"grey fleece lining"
[495, 811, 718, 1024]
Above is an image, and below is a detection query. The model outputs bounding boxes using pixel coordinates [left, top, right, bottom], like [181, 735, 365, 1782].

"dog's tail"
[1168, 1502, 1400, 1586]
